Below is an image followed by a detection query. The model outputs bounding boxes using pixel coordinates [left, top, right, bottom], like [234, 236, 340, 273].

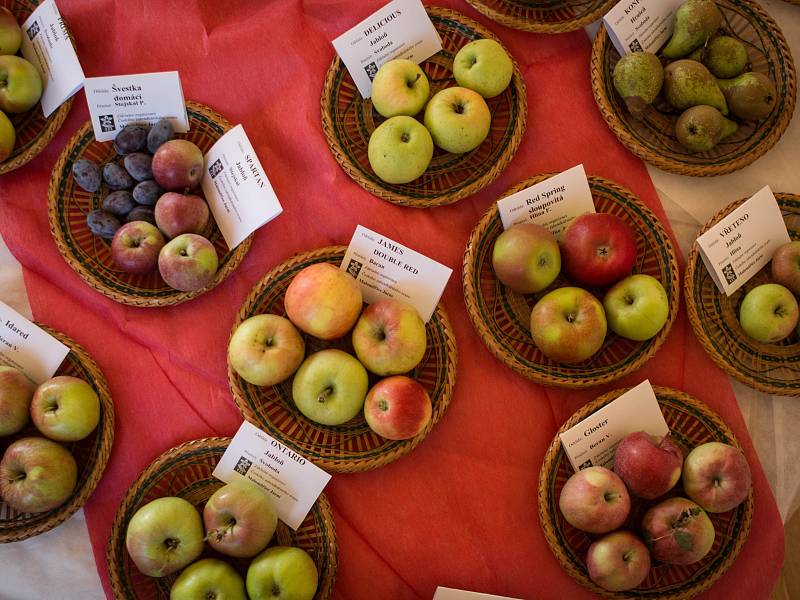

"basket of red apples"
[538, 386, 753, 598]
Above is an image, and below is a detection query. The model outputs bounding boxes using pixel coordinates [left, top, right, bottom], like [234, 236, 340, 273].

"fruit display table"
[0, 1, 798, 599]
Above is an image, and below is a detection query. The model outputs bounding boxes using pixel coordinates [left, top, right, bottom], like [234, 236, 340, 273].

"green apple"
[351, 298, 427, 375]
[30, 375, 100, 442]
[423, 86, 491, 154]
[492, 223, 560, 294]
[0, 109, 14, 162]
[371, 59, 430, 118]
[0, 8, 22, 56]
[0, 55, 42, 114]
[158, 233, 219, 292]
[0, 437, 77, 513]
[0, 365, 35, 436]
[453, 38, 513, 98]
[530, 287, 607, 363]
[367, 115, 433, 184]
[246, 546, 318, 600]
[739, 283, 799, 342]
[292, 349, 368, 425]
[228, 314, 305, 386]
[170, 558, 246, 600]
[204, 479, 278, 558]
[603, 274, 669, 341]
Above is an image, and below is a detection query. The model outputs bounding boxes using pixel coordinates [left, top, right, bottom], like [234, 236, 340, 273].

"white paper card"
[0, 301, 69, 384]
[341, 225, 452, 322]
[433, 588, 521, 600]
[83, 71, 189, 142]
[19, 0, 85, 118]
[603, 0, 683, 56]
[559, 380, 669, 472]
[200, 125, 283, 249]
[331, 0, 442, 98]
[496, 165, 595, 237]
[213, 421, 331, 531]
[696, 186, 790, 296]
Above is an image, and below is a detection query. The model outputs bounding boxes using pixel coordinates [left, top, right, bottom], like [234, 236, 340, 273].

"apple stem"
[317, 387, 333, 404]
[407, 73, 421, 88]
[205, 523, 234, 543]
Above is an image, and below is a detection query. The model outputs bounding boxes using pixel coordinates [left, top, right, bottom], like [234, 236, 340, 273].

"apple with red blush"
[111, 221, 165, 274]
[613, 431, 683, 499]
[770, 241, 800, 295]
[587, 530, 651, 592]
[151, 139, 204, 191]
[492, 223, 561, 294]
[682, 442, 751, 513]
[364, 375, 432, 440]
[0, 437, 77, 513]
[204, 479, 278, 558]
[0, 365, 35, 436]
[158, 233, 219, 292]
[560, 213, 637, 287]
[351, 298, 426, 376]
[154, 192, 209, 239]
[642, 497, 715, 564]
[558, 466, 630, 534]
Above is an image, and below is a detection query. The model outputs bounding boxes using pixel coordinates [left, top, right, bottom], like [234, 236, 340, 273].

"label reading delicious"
[341, 225, 452, 323]
[213, 421, 331, 531]
[83, 71, 189, 142]
[559, 380, 669, 473]
[200, 124, 283, 249]
[696, 186, 790, 296]
[19, 0, 85, 118]
[496, 164, 596, 237]
[0, 300, 69, 384]
[433, 588, 523, 600]
[331, 0, 442, 98]
[603, 0, 683, 56]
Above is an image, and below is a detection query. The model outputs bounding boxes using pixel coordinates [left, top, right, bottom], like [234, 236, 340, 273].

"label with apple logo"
[433, 587, 523, 600]
[603, 0, 683, 56]
[0, 300, 69, 384]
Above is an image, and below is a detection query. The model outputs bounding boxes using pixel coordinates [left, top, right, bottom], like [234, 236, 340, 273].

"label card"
[200, 124, 283, 249]
[696, 186, 790, 296]
[19, 0, 85, 118]
[213, 421, 331, 531]
[341, 225, 452, 322]
[603, 0, 683, 56]
[496, 164, 595, 237]
[331, 0, 442, 98]
[83, 71, 189, 142]
[433, 588, 523, 600]
[559, 380, 669, 472]
[0, 301, 69, 384]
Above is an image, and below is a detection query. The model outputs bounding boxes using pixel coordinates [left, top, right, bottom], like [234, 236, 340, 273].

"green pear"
[717, 72, 776, 120]
[662, 0, 723, 59]
[664, 60, 728, 114]
[675, 105, 736, 152]
[702, 36, 748, 79]
[613, 52, 664, 119]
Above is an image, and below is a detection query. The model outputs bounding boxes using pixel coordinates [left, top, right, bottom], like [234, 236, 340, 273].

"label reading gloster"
[433, 588, 522, 600]
[0, 300, 69, 384]
[603, 0, 683, 56]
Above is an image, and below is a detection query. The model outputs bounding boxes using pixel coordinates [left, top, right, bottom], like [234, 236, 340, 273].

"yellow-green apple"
[682, 442, 751, 513]
[0, 55, 42, 113]
[738, 283, 799, 342]
[0, 365, 34, 436]
[246, 546, 318, 600]
[613, 431, 683, 499]
[111, 221, 166, 275]
[125, 496, 204, 577]
[558, 466, 630, 534]
[453, 39, 513, 98]
[30, 375, 100, 442]
[284, 263, 362, 340]
[154, 192, 209, 239]
[492, 223, 561, 294]
[151, 139, 205, 191]
[158, 233, 219, 292]
[367, 115, 433, 184]
[771, 241, 800, 295]
[587, 530, 651, 592]
[351, 298, 426, 375]
[292, 349, 368, 426]
[170, 558, 246, 600]
[530, 287, 607, 363]
[228, 314, 305, 386]
[371, 59, 430, 118]
[423, 86, 491, 153]
[642, 497, 715, 564]
[561, 213, 637, 287]
[0, 8, 22, 56]
[0, 109, 14, 162]
[0, 437, 77, 513]
[603, 274, 669, 341]
[204, 479, 278, 558]
[363, 375, 432, 440]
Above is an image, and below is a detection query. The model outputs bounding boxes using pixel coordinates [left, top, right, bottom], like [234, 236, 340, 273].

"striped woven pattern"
[465, 0, 616, 34]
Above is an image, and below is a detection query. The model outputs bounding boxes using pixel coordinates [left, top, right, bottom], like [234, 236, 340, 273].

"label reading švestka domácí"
[0, 300, 69, 384]
[434, 587, 523, 600]
[603, 0, 683, 56]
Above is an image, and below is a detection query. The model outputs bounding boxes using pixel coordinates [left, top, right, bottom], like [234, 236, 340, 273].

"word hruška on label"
[0, 300, 69, 385]
[603, 0, 683, 56]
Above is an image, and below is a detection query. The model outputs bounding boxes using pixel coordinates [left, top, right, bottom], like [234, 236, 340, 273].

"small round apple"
[424, 87, 491, 154]
[558, 466, 630, 534]
[229, 314, 305, 386]
[613, 431, 683, 499]
[111, 221, 166, 275]
[246, 546, 318, 600]
[364, 376, 432, 440]
[587, 530, 651, 592]
[0, 109, 15, 162]
[561, 212, 637, 287]
[0, 8, 23, 56]
[738, 283, 799, 343]
[0, 437, 77, 513]
[158, 233, 219, 292]
[603, 274, 669, 341]
[351, 298, 427, 375]
[151, 139, 205, 191]
[682, 442, 751, 513]
[641, 497, 715, 565]
[371, 59, 430, 118]
[154, 192, 210, 239]
[771, 241, 800, 295]
[368, 115, 433, 184]
[0, 55, 42, 113]
[204, 479, 278, 558]
[492, 223, 561, 294]
[0, 365, 35, 436]
[30, 375, 100, 442]
[453, 38, 513, 98]
[170, 558, 246, 600]
[292, 349, 368, 426]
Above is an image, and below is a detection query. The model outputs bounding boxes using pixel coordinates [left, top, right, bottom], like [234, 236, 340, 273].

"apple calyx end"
[163, 537, 180, 550]
[271, 583, 281, 596]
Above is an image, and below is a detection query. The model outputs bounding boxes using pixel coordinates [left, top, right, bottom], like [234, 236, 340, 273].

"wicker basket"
[228, 246, 458, 473]
[0, 327, 114, 542]
[47, 101, 253, 307]
[462, 174, 679, 388]
[591, 0, 796, 177]
[465, 0, 616, 34]
[538, 386, 754, 599]
[685, 193, 800, 396]
[0, 0, 73, 175]
[106, 437, 338, 599]
[320, 6, 527, 208]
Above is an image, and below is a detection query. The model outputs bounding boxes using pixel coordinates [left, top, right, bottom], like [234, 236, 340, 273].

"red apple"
[151, 139, 204, 191]
[154, 192, 209, 239]
[0, 437, 77, 513]
[771, 241, 800, 295]
[111, 221, 165, 274]
[558, 466, 630, 534]
[682, 442, 751, 513]
[560, 213, 637, 287]
[204, 479, 278, 558]
[613, 431, 683, 499]
[363, 376, 432, 440]
[0, 365, 35, 436]
[158, 233, 219, 292]
[587, 530, 651, 592]
[642, 497, 715, 564]
[492, 223, 561, 294]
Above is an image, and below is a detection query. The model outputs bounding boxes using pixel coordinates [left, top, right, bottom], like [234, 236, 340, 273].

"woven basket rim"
[462, 173, 680, 388]
[465, 0, 616, 34]
[320, 5, 528, 208]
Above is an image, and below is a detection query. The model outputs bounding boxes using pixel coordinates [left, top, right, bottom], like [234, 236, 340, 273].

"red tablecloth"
[0, 1, 784, 598]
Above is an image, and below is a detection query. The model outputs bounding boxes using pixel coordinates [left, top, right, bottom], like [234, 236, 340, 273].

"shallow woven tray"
[462, 174, 680, 388]
[321, 6, 527, 208]
[465, 0, 616, 34]
[538, 386, 754, 599]
[685, 193, 800, 396]
[106, 437, 338, 599]
[0, 0, 73, 175]
[591, 0, 796, 177]
[47, 101, 252, 307]
[0, 326, 114, 542]
[228, 246, 458, 473]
